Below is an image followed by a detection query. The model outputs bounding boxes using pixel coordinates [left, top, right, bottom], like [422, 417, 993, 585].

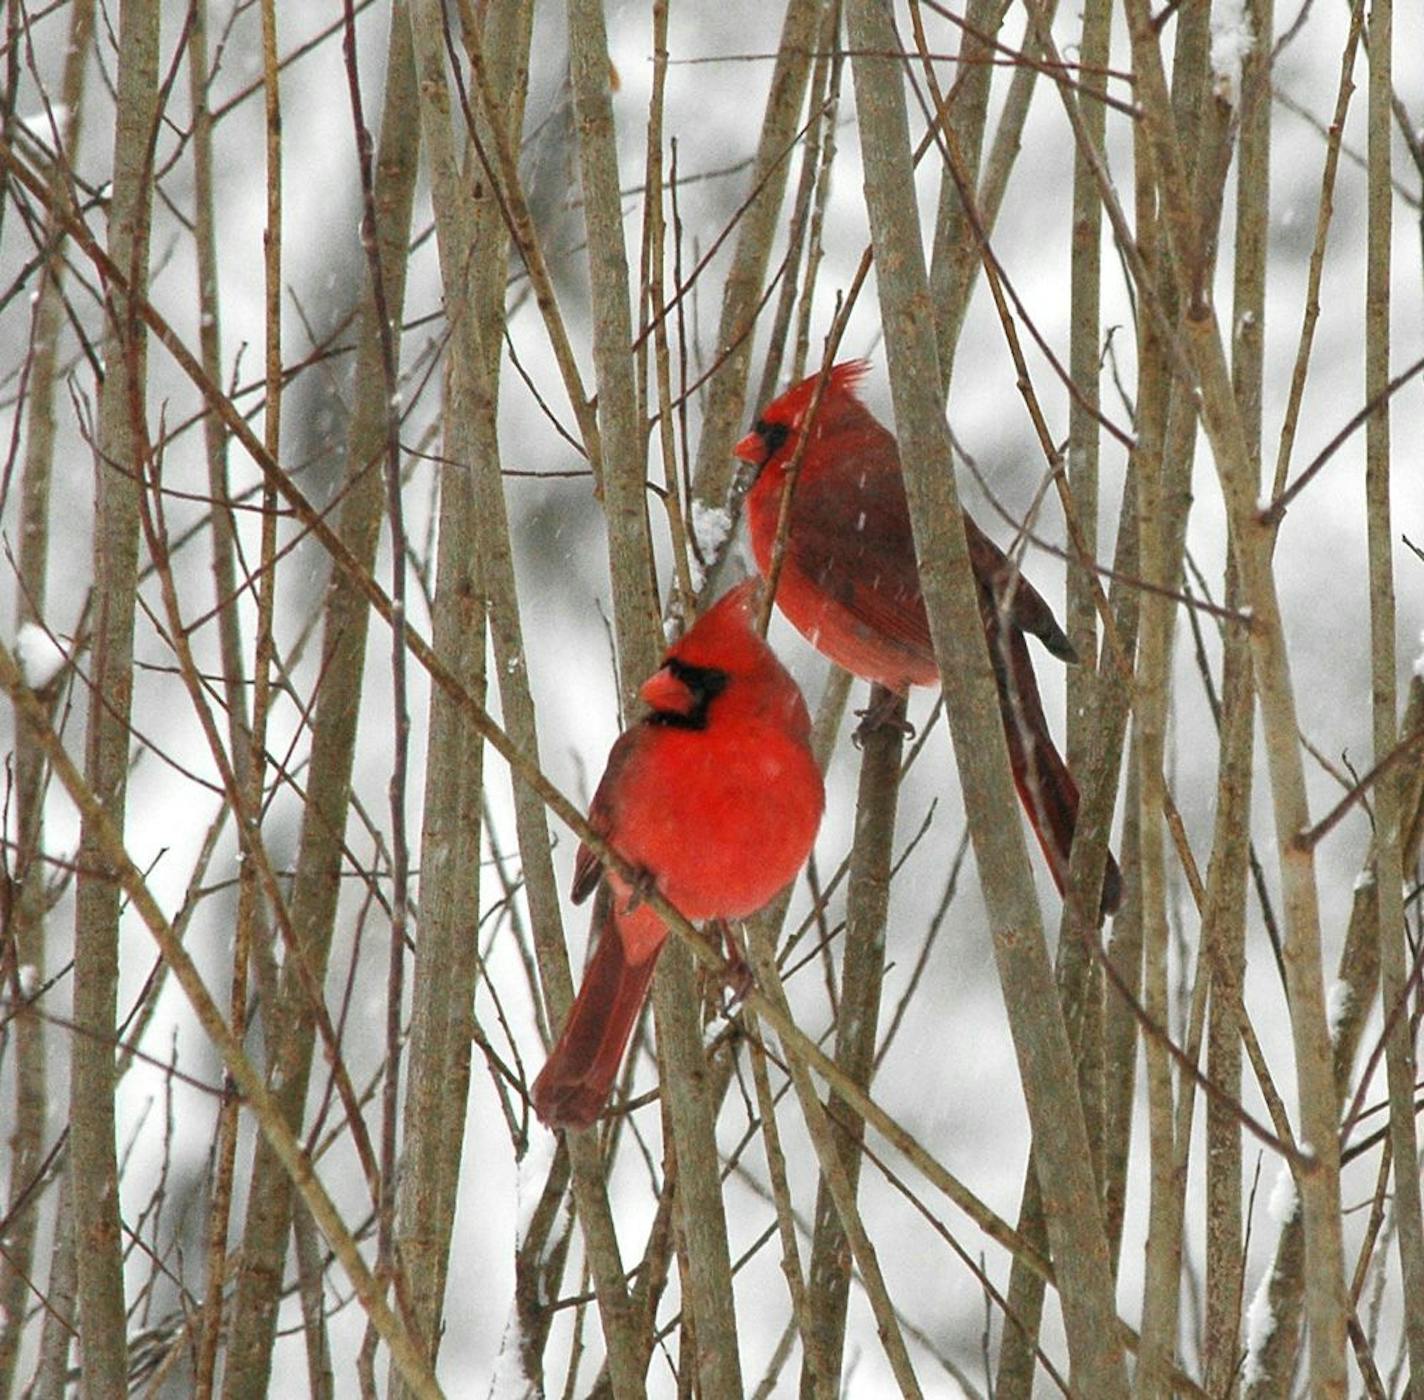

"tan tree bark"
[69, 0, 160, 1389]
[222, 6, 424, 1390]
[845, 3, 1130, 1393]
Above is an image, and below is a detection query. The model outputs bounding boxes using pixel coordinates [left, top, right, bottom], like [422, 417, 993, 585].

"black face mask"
[645, 658, 730, 731]
[751, 419, 791, 468]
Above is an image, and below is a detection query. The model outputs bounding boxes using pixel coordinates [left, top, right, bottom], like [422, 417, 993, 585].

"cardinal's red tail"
[532, 903, 663, 1130]
[991, 622, 1123, 917]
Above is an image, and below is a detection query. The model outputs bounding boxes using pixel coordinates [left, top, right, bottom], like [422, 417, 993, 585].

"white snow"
[1353, 867, 1377, 892]
[1242, 1262, 1280, 1387]
[1412, 628, 1424, 680]
[487, 1328, 538, 1400]
[484, 1131, 559, 1398]
[1210, 0, 1255, 106]
[514, 1128, 556, 1244]
[689, 502, 733, 589]
[1326, 978, 1354, 1044]
[1266, 1164, 1299, 1225]
[15, 623, 66, 688]
[1244, 1168, 1306, 1385]
[17, 965, 40, 998]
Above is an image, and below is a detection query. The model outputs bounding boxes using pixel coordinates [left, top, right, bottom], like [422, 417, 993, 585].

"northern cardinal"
[735, 361, 1121, 915]
[532, 580, 824, 1129]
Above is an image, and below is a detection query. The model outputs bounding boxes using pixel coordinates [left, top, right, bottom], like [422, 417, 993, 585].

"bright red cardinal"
[532, 580, 824, 1130]
[735, 361, 1121, 915]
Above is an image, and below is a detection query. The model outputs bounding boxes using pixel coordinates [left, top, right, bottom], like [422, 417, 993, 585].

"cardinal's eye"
[756, 419, 790, 459]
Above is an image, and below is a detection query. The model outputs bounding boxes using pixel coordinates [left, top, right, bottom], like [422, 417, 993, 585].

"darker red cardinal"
[735, 361, 1120, 915]
[532, 580, 824, 1130]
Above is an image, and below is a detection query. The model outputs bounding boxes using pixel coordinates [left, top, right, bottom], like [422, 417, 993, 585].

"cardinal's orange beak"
[640, 665, 696, 718]
[732, 431, 764, 464]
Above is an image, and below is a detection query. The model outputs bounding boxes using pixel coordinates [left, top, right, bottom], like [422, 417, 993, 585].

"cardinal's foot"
[621, 865, 659, 913]
[853, 691, 915, 747]
[705, 920, 754, 1004]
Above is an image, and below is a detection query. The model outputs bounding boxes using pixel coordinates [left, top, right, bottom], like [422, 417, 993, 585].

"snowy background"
[2, 0, 1422, 1393]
